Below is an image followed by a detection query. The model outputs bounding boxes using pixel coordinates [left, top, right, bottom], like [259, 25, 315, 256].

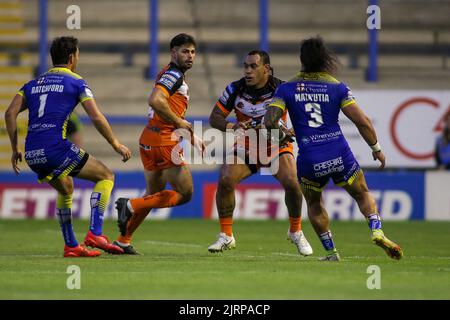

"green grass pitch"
[0, 219, 449, 299]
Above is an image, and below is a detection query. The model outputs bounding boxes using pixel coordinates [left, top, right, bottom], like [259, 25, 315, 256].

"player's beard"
[182, 59, 193, 70]
[175, 55, 193, 71]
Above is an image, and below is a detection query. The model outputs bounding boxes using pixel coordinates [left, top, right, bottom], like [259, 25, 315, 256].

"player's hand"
[11, 149, 22, 175]
[233, 119, 253, 130]
[191, 133, 206, 157]
[176, 119, 193, 132]
[113, 143, 132, 162]
[373, 150, 385, 169]
[280, 126, 295, 145]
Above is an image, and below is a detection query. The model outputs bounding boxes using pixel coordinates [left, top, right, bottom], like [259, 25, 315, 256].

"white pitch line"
[0, 270, 151, 275]
[270, 252, 300, 257]
[143, 240, 203, 248]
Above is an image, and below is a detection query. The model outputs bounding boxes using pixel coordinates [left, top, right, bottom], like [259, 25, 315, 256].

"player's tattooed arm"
[264, 106, 284, 130]
[264, 106, 293, 144]
[209, 105, 233, 132]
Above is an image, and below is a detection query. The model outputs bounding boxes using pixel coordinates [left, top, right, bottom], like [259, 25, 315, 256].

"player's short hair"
[170, 33, 196, 50]
[247, 50, 273, 75]
[300, 36, 338, 74]
[247, 50, 271, 65]
[50, 36, 79, 65]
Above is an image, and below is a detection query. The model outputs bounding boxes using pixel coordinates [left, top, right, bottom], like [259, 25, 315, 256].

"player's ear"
[170, 47, 177, 60]
[68, 53, 75, 65]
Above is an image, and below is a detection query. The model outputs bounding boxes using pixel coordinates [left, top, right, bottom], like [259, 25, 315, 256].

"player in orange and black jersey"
[113, 33, 203, 254]
[207, 50, 313, 256]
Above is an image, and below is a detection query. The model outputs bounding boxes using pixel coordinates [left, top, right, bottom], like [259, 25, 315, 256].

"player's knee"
[60, 184, 74, 196]
[282, 177, 301, 195]
[218, 175, 236, 192]
[351, 189, 369, 203]
[179, 188, 193, 204]
[99, 169, 115, 182]
[184, 190, 193, 203]
[304, 196, 321, 210]
[308, 202, 323, 215]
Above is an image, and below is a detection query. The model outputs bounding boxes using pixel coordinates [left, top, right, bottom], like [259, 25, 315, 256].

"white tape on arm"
[370, 141, 381, 152]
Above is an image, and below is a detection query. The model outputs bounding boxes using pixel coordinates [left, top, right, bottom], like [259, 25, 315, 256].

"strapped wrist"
[370, 141, 381, 152]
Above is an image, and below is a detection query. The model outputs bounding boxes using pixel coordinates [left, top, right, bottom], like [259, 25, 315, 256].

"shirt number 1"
[38, 94, 48, 118]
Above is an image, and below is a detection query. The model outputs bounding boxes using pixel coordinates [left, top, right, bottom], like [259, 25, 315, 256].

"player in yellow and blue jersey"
[4, 36, 132, 257]
[265, 37, 403, 261]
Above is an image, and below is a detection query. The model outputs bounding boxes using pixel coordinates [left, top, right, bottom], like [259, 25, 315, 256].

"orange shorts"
[139, 143, 186, 171]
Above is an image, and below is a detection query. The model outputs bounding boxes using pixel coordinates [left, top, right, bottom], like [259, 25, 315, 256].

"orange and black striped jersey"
[140, 63, 189, 146]
[215, 76, 289, 126]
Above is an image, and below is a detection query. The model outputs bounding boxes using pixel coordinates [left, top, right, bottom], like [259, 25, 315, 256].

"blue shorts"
[24, 139, 89, 183]
[297, 145, 361, 192]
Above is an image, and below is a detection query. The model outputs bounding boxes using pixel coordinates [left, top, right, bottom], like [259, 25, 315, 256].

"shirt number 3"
[305, 102, 323, 128]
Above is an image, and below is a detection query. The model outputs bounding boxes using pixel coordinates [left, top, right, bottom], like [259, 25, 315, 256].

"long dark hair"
[300, 36, 339, 74]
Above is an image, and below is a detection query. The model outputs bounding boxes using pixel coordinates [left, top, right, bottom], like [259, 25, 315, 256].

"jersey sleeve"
[155, 69, 184, 97]
[269, 84, 287, 111]
[339, 83, 357, 108]
[215, 81, 238, 115]
[17, 83, 27, 101]
[77, 79, 95, 103]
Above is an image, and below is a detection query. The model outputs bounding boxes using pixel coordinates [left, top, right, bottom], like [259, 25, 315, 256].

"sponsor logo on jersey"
[219, 96, 227, 105]
[164, 74, 178, 83]
[158, 76, 175, 90]
[313, 157, 345, 177]
[301, 137, 311, 144]
[84, 87, 94, 98]
[296, 83, 305, 92]
[296, 82, 328, 93]
[167, 70, 182, 78]
[221, 89, 230, 103]
[234, 97, 267, 118]
[37, 75, 63, 84]
[70, 144, 80, 153]
[29, 123, 57, 132]
[308, 130, 343, 143]
[24, 148, 47, 165]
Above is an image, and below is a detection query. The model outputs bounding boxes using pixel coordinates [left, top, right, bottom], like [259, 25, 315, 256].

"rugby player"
[114, 33, 203, 254]
[265, 37, 403, 261]
[207, 50, 313, 256]
[4, 36, 132, 257]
